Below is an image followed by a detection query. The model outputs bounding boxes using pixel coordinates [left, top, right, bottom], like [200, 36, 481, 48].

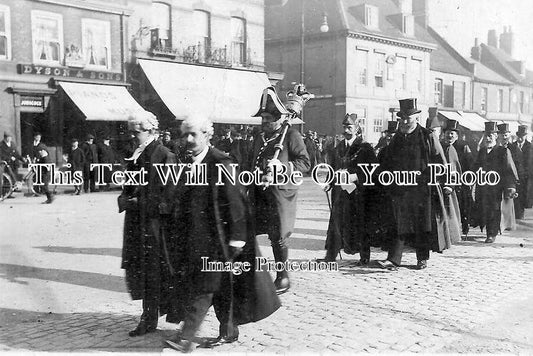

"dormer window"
[402, 14, 414, 36]
[364, 5, 379, 29]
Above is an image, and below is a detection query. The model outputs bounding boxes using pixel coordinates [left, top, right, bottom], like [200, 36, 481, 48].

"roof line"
[427, 26, 473, 75]
[346, 31, 436, 52]
[336, 0, 349, 31]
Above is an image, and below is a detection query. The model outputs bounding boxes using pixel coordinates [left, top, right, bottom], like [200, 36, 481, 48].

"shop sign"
[20, 95, 44, 109]
[17, 64, 123, 82]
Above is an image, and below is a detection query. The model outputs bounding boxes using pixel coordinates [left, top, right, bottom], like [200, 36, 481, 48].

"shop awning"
[438, 110, 463, 123]
[457, 112, 488, 131]
[59, 82, 148, 121]
[138, 59, 271, 124]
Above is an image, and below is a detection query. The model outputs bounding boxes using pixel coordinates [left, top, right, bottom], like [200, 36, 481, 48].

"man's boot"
[129, 300, 158, 337]
[272, 244, 290, 294]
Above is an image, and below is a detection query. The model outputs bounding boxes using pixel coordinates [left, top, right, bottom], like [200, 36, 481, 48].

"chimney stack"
[471, 37, 482, 61]
[487, 29, 498, 47]
[412, 0, 428, 28]
[499, 25, 514, 56]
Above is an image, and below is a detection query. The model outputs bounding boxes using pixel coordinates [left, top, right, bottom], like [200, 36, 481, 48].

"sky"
[428, 0, 533, 68]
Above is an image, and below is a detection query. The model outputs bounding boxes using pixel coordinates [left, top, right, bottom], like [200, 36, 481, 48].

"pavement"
[1, 178, 533, 354]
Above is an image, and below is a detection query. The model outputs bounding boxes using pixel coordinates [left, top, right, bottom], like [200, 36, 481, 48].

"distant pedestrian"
[97, 136, 116, 190]
[35, 145, 54, 204]
[68, 138, 85, 195]
[80, 134, 98, 193]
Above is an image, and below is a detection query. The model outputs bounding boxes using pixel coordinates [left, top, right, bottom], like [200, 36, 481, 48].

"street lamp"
[299, 0, 329, 129]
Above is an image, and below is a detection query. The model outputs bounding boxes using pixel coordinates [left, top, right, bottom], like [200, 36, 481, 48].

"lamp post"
[299, 0, 329, 131]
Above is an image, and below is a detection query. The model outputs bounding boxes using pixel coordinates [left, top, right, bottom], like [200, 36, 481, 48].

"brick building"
[0, 0, 147, 164]
[126, 0, 274, 132]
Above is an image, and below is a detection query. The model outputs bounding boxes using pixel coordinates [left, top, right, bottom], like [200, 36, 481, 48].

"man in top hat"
[443, 120, 474, 237]
[97, 135, 117, 191]
[472, 122, 517, 242]
[321, 113, 379, 264]
[375, 121, 399, 157]
[497, 123, 521, 227]
[509, 125, 530, 218]
[248, 86, 310, 294]
[80, 133, 99, 193]
[377, 98, 450, 270]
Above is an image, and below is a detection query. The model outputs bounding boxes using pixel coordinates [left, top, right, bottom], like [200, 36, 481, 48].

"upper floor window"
[152, 2, 171, 48]
[82, 19, 110, 69]
[32, 10, 63, 64]
[359, 108, 367, 137]
[497, 89, 503, 112]
[453, 81, 465, 108]
[193, 10, 210, 61]
[364, 5, 379, 29]
[402, 14, 414, 36]
[481, 87, 488, 112]
[412, 59, 422, 92]
[356, 49, 368, 86]
[373, 109, 384, 133]
[519, 91, 525, 113]
[374, 52, 385, 88]
[434, 78, 443, 105]
[395, 56, 407, 90]
[0, 5, 11, 60]
[231, 17, 246, 65]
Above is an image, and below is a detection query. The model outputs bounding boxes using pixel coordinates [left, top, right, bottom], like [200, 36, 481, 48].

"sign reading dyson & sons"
[17, 64, 123, 82]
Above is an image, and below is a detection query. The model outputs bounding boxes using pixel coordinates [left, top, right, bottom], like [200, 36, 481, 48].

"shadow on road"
[0, 263, 127, 293]
[34, 246, 122, 257]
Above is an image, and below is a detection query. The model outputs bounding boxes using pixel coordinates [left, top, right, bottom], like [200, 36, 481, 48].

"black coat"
[68, 148, 85, 172]
[97, 143, 116, 164]
[80, 142, 98, 165]
[119, 140, 176, 315]
[0, 140, 23, 169]
[168, 147, 281, 325]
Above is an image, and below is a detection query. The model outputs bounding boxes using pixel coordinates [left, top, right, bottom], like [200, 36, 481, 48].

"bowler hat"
[86, 133, 95, 140]
[484, 121, 498, 133]
[252, 86, 289, 118]
[396, 98, 421, 117]
[385, 121, 399, 133]
[444, 119, 460, 132]
[497, 123, 510, 133]
[71, 138, 79, 143]
[342, 113, 358, 126]
[516, 125, 528, 137]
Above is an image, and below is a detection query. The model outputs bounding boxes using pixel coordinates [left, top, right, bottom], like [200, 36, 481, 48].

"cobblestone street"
[1, 178, 532, 354]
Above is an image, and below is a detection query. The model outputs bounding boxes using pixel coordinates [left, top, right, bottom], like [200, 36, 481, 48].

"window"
[373, 109, 384, 133]
[356, 49, 368, 85]
[81, 19, 110, 69]
[359, 108, 367, 137]
[152, 2, 171, 48]
[193, 10, 210, 61]
[364, 5, 379, 29]
[402, 14, 414, 36]
[453, 81, 465, 108]
[481, 87, 488, 112]
[395, 56, 407, 90]
[434, 78, 443, 105]
[412, 59, 422, 92]
[231, 17, 246, 65]
[0, 5, 11, 60]
[519, 91, 525, 113]
[31, 10, 63, 64]
[374, 53, 385, 88]
[497, 89, 503, 112]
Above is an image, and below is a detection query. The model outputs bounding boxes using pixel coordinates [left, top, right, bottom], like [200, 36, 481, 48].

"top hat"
[342, 113, 358, 126]
[484, 121, 498, 133]
[444, 119, 460, 132]
[385, 121, 399, 133]
[497, 123, 510, 133]
[396, 98, 421, 117]
[252, 86, 289, 118]
[516, 125, 528, 137]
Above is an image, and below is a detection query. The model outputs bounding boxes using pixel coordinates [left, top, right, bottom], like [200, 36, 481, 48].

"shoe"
[417, 260, 428, 270]
[377, 260, 398, 271]
[316, 254, 336, 263]
[165, 338, 194, 353]
[356, 258, 370, 266]
[6, 195, 15, 199]
[129, 320, 157, 337]
[485, 236, 495, 243]
[199, 333, 239, 348]
[42, 197, 54, 204]
[274, 276, 290, 295]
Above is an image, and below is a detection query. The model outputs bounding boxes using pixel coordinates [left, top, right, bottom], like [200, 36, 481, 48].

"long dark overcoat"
[119, 140, 176, 315]
[324, 137, 381, 255]
[169, 147, 280, 325]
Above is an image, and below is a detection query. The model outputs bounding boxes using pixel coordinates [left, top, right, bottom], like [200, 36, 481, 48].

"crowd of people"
[2, 88, 532, 352]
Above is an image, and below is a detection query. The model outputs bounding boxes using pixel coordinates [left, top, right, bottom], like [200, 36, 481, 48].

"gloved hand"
[506, 188, 517, 199]
[443, 186, 453, 195]
[229, 246, 243, 261]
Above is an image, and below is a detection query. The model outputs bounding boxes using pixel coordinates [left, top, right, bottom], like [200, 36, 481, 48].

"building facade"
[266, 0, 436, 144]
[0, 0, 141, 163]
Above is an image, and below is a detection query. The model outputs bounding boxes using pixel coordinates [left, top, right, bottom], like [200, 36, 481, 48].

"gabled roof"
[265, 0, 435, 51]
[481, 44, 526, 84]
[464, 58, 513, 85]
[426, 26, 471, 77]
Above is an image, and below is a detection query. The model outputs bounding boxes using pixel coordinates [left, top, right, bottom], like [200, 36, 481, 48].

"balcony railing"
[149, 42, 258, 69]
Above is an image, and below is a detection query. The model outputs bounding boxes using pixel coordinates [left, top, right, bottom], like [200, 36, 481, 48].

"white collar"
[345, 136, 356, 147]
[192, 145, 209, 165]
[125, 135, 157, 164]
